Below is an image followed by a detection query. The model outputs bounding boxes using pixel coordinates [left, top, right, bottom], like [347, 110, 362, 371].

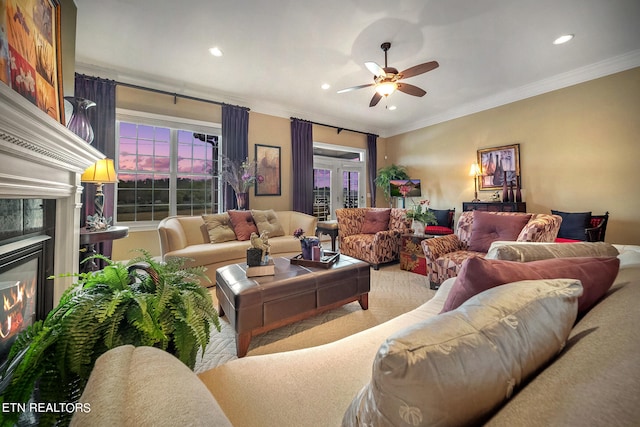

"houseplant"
[405, 199, 438, 234]
[0, 250, 220, 426]
[374, 164, 409, 205]
[220, 155, 263, 209]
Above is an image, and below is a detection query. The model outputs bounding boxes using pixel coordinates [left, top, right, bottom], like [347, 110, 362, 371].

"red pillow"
[360, 209, 391, 234]
[468, 211, 532, 252]
[442, 256, 620, 315]
[228, 210, 258, 241]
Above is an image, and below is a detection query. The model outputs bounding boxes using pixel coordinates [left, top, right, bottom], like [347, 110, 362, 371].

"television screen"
[390, 179, 421, 197]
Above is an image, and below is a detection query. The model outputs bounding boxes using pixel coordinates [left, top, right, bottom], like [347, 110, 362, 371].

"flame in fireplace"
[1, 278, 35, 341]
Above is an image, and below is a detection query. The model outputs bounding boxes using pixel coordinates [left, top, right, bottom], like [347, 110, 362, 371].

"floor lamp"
[469, 162, 481, 202]
[81, 158, 118, 230]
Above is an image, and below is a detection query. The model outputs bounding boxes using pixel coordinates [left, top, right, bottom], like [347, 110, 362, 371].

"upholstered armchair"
[421, 210, 562, 288]
[336, 208, 411, 270]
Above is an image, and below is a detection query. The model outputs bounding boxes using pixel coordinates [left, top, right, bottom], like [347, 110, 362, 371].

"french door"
[313, 156, 365, 220]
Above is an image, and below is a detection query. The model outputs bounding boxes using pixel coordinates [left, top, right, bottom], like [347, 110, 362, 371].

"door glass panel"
[313, 168, 331, 221]
[342, 170, 359, 208]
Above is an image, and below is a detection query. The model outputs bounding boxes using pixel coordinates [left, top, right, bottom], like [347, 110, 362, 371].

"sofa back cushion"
[342, 278, 583, 427]
[442, 256, 619, 314]
[251, 209, 285, 237]
[202, 213, 237, 243]
[361, 208, 391, 234]
[228, 210, 258, 241]
[468, 211, 532, 252]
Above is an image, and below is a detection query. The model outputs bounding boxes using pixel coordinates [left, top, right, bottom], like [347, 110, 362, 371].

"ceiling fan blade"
[397, 83, 427, 97]
[337, 83, 374, 94]
[365, 61, 386, 77]
[399, 61, 439, 79]
[369, 92, 382, 107]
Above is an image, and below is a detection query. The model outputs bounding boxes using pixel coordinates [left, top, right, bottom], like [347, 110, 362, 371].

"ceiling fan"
[337, 42, 439, 107]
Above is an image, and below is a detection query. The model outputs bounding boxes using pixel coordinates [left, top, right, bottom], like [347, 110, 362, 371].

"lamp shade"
[81, 159, 118, 183]
[468, 162, 481, 177]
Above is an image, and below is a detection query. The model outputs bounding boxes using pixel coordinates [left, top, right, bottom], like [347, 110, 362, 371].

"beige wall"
[383, 67, 640, 245]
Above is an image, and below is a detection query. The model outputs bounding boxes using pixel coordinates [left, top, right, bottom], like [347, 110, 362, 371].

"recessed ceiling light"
[388, 105, 397, 111]
[553, 34, 574, 45]
[209, 47, 223, 57]
[321, 83, 330, 90]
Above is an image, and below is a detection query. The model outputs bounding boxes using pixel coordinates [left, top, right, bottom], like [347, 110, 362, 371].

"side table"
[399, 233, 433, 276]
[316, 220, 339, 251]
[80, 226, 129, 272]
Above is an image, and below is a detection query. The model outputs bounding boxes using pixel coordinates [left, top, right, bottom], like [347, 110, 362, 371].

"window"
[116, 111, 221, 225]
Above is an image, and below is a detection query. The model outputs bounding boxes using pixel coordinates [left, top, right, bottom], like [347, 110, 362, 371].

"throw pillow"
[468, 211, 532, 252]
[360, 209, 391, 234]
[202, 213, 237, 243]
[342, 278, 583, 427]
[251, 209, 285, 238]
[552, 210, 591, 241]
[430, 209, 451, 227]
[442, 256, 619, 314]
[228, 210, 258, 241]
[486, 241, 620, 262]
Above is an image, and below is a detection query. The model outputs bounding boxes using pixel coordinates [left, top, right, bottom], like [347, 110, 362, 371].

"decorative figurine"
[249, 231, 271, 265]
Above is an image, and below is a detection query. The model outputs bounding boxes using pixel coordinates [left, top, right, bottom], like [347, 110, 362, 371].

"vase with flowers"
[293, 227, 319, 260]
[221, 155, 264, 209]
[405, 199, 438, 235]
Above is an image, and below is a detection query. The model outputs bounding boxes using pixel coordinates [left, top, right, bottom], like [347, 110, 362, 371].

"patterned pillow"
[468, 211, 531, 252]
[360, 209, 391, 234]
[251, 209, 285, 238]
[202, 213, 236, 243]
[342, 279, 583, 427]
[441, 256, 619, 314]
[228, 210, 258, 241]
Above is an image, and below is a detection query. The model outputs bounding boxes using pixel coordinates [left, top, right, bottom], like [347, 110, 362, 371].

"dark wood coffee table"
[216, 255, 370, 357]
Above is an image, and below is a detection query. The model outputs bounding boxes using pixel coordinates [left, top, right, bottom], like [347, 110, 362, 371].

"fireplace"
[0, 82, 103, 311]
[0, 236, 53, 361]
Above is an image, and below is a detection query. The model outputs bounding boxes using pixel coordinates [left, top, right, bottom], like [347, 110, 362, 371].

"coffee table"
[216, 254, 370, 357]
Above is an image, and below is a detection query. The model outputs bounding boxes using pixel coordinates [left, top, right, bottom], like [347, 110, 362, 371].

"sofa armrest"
[421, 234, 464, 261]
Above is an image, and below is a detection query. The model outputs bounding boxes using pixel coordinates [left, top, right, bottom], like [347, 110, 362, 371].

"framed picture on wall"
[477, 143, 521, 190]
[1, 0, 65, 123]
[255, 144, 281, 196]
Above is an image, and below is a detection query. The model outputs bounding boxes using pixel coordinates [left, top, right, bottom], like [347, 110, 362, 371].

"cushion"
[251, 209, 285, 238]
[442, 256, 619, 315]
[552, 210, 591, 241]
[425, 225, 453, 235]
[228, 210, 258, 241]
[468, 211, 532, 252]
[342, 278, 583, 427]
[360, 209, 391, 234]
[430, 209, 451, 227]
[202, 213, 237, 243]
[486, 241, 620, 262]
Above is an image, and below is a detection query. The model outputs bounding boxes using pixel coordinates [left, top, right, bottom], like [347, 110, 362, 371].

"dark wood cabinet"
[463, 202, 527, 212]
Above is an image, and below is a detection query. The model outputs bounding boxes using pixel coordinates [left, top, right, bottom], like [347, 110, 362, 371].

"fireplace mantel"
[0, 83, 104, 302]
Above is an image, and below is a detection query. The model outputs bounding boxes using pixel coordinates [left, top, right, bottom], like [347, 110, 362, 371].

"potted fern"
[0, 250, 220, 426]
[374, 164, 410, 205]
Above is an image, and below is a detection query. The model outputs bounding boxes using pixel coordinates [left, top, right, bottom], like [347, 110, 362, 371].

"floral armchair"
[336, 208, 411, 270]
[421, 211, 562, 288]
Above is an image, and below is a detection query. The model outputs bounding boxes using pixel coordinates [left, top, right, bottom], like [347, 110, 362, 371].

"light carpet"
[194, 263, 436, 373]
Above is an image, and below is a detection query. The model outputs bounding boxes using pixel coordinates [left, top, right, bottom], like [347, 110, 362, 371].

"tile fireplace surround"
[0, 84, 103, 303]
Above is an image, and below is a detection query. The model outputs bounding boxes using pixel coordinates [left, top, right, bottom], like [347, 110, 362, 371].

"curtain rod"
[110, 78, 249, 111]
[290, 117, 377, 138]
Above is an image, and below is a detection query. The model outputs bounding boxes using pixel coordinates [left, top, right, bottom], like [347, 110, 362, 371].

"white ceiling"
[74, 0, 640, 137]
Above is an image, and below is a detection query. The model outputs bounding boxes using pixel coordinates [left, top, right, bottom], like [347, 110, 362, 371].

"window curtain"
[291, 119, 313, 214]
[367, 133, 378, 207]
[74, 73, 117, 258]
[221, 105, 250, 211]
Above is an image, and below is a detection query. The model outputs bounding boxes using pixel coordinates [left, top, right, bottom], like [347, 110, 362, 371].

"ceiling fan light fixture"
[375, 81, 397, 97]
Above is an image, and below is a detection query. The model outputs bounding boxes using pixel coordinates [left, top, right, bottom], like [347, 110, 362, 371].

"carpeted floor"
[194, 262, 436, 373]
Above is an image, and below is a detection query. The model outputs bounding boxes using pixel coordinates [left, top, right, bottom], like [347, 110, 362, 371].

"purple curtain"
[221, 105, 249, 211]
[367, 133, 378, 207]
[74, 74, 116, 258]
[291, 119, 313, 214]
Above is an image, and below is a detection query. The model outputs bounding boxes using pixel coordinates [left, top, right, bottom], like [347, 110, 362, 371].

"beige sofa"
[158, 210, 317, 284]
[72, 244, 640, 426]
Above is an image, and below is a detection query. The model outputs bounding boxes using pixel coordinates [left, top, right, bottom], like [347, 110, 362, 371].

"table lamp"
[81, 158, 118, 230]
[469, 162, 481, 202]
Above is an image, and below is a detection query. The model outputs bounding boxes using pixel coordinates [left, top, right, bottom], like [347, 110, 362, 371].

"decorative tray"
[290, 251, 340, 269]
